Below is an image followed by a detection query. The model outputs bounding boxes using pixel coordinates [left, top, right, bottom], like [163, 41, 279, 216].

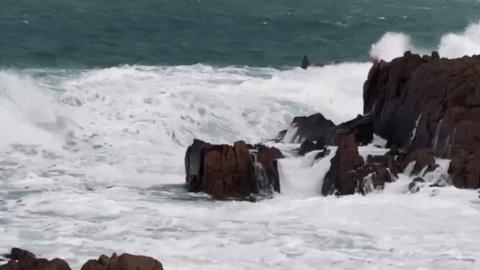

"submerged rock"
[81, 253, 163, 270]
[184, 139, 283, 200]
[0, 248, 71, 270]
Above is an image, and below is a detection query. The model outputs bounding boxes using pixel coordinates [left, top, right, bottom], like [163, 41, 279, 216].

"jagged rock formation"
[185, 139, 283, 200]
[279, 113, 373, 146]
[321, 132, 397, 196]
[364, 51, 480, 189]
[281, 113, 336, 144]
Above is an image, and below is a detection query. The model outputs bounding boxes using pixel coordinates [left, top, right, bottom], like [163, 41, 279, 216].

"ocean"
[1, 0, 480, 269]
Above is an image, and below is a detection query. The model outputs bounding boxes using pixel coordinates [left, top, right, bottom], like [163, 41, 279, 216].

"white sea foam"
[0, 38, 479, 269]
[370, 32, 413, 61]
[370, 20, 480, 61]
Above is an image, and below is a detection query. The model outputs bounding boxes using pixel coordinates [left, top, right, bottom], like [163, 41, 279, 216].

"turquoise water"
[2, 0, 480, 68]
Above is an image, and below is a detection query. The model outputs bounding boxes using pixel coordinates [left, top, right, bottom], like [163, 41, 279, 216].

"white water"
[1, 24, 480, 269]
[370, 20, 480, 61]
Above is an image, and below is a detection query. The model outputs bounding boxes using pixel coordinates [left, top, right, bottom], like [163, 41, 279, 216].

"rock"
[81, 253, 163, 270]
[366, 153, 399, 178]
[184, 140, 283, 200]
[4, 248, 36, 261]
[298, 139, 325, 156]
[336, 114, 374, 146]
[202, 142, 256, 200]
[403, 148, 436, 175]
[322, 133, 365, 195]
[363, 53, 480, 189]
[283, 113, 373, 147]
[370, 163, 393, 189]
[283, 113, 336, 143]
[408, 177, 426, 193]
[301, 55, 310, 69]
[255, 145, 283, 193]
[0, 248, 70, 270]
[185, 139, 210, 192]
[314, 148, 331, 160]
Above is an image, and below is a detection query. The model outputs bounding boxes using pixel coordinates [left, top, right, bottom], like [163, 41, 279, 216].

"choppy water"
[2, 0, 480, 67]
[1, 1, 480, 269]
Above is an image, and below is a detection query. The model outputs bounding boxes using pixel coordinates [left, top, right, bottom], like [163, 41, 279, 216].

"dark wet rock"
[4, 248, 36, 261]
[336, 114, 374, 146]
[283, 113, 336, 143]
[366, 153, 399, 178]
[298, 139, 326, 156]
[322, 132, 401, 196]
[363, 53, 480, 189]
[369, 162, 393, 189]
[301, 55, 310, 69]
[184, 139, 210, 192]
[256, 145, 283, 193]
[282, 113, 373, 147]
[81, 253, 163, 270]
[0, 248, 70, 270]
[322, 133, 365, 195]
[403, 148, 436, 176]
[314, 148, 331, 160]
[185, 140, 283, 200]
[408, 177, 426, 193]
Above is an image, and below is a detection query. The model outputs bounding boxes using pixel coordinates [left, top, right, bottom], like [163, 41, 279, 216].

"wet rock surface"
[0, 248, 71, 270]
[364, 52, 480, 189]
[81, 253, 163, 270]
[185, 139, 283, 200]
[0, 249, 165, 270]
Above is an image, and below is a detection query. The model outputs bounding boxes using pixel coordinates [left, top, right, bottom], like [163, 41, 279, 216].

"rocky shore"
[5, 52, 480, 268]
[185, 51, 480, 200]
[0, 248, 163, 270]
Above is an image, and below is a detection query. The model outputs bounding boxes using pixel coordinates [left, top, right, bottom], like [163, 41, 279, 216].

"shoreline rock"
[0, 248, 164, 270]
[364, 52, 480, 189]
[185, 139, 283, 200]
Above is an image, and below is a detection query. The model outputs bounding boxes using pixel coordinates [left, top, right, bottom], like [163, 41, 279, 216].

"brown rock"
[363, 53, 480, 189]
[322, 133, 365, 195]
[184, 140, 283, 200]
[81, 253, 163, 270]
[286, 113, 336, 143]
[0, 248, 70, 270]
[403, 148, 436, 175]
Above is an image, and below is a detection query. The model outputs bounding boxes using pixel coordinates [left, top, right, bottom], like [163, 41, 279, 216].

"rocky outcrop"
[185, 139, 283, 200]
[364, 52, 480, 189]
[283, 113, 336, 144]
[280, 112, 374, 146]
[322, 132, 399, 196]
[0, 248, 70, 270]
[322, 133, 365, 195]
[81, 253, 163, 270]
[336, 115, 373, 146]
